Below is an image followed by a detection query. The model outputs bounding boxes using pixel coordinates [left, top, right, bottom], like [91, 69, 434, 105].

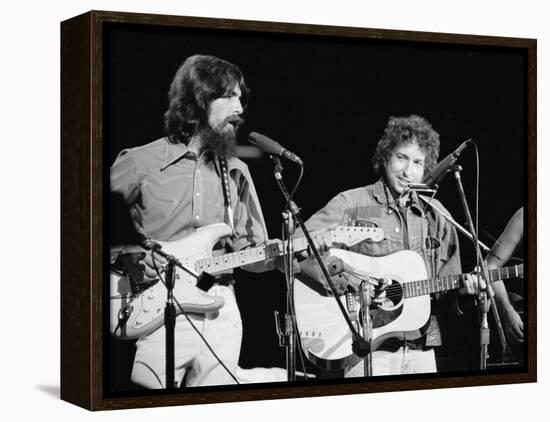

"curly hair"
[372, 115, 440, 175]
[164, 55, 249, 144]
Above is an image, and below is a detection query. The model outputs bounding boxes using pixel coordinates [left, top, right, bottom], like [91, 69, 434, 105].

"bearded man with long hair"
[110, 55, 272, 389]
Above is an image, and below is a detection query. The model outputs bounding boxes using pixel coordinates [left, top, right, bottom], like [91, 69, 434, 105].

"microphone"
[248, 131, 303, 165]
[422, 139, 471, 187]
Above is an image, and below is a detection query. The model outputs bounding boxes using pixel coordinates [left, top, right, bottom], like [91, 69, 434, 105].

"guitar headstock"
[331, 226, 384, 246]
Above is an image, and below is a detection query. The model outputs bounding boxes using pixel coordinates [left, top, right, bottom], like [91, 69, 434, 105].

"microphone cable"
[290, 164, 304, 199]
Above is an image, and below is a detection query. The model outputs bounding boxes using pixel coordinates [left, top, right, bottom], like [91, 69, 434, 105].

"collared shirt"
[110, 137, 270, 266]
[301, 179, 463, 347]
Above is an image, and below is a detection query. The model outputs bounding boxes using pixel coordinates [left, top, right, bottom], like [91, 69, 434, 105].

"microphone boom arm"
[418, 195, 491, 253]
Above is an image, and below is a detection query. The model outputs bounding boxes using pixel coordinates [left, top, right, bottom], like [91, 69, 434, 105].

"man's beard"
[198, 115, 244, 159]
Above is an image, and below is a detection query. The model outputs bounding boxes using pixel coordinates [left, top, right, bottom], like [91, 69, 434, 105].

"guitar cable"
[150, 251, 241, 385]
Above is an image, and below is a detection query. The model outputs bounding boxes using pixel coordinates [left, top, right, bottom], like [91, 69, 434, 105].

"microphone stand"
[417, 194, 492, 254]
[164, 258, 177, 389]
[270, 156, 370, 379]
[451, 165, 508, 369]
[148, 245, 209, 389]
[282, 210, 298, 381]
[272, 157, 297, 381]
[359, 281, 373, 376]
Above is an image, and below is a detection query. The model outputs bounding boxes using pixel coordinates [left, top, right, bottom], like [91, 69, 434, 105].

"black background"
[105, 23, 527, 391]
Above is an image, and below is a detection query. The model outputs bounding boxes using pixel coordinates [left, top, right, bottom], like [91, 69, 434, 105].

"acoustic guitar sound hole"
[378, 278, 403, 310]
[368, 279, 404, 329]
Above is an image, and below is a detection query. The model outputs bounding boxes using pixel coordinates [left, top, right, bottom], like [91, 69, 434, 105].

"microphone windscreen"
[248, 132, 283, 156]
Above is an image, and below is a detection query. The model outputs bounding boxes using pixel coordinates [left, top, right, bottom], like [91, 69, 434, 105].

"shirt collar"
[160, 138, 197, 171]
[372, 179, 388, 204]
[159, 137, 242, 173]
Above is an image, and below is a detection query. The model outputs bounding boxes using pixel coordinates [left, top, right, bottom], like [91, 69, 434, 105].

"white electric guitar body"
[111, 223, 384, 340]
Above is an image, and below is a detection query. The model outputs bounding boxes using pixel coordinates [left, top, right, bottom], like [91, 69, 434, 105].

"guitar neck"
[194, 225, 382, 274]
[404, 264, 524, 298]
[195, 237, 309, 274]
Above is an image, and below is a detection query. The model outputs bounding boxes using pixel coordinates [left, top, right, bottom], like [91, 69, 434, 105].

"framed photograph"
[61, 10, 536, 410]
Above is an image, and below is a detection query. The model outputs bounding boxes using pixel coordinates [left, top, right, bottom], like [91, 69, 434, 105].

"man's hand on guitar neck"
[459, 271, 487, 296]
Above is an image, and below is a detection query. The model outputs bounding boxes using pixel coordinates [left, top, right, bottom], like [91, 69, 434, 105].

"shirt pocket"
[138, 174, 191, 229]
[422, 236, 447, 277]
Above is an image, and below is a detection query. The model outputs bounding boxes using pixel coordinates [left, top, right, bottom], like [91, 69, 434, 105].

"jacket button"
[394, 226, 400, 233]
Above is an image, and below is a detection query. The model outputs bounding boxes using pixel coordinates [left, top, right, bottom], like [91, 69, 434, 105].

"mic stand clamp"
[451, 164, 508, 369]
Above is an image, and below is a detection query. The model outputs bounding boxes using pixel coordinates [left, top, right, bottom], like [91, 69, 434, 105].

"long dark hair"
[372, 115, 440, 175]
[164, 55, 249, 144]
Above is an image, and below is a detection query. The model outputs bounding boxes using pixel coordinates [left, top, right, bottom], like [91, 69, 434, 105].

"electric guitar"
[294, 248, 524, 370]
[110, 223, 383, 340]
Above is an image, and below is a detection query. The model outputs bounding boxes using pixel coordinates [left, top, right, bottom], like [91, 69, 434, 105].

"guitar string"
[369, 265, 522, 299]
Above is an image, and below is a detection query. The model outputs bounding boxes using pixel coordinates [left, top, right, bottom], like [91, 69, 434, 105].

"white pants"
[131, 285, 242, 388]
[345, 346, 437, 377]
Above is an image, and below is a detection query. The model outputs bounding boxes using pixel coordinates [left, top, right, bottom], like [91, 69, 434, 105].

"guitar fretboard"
[194, 226, 383, 274]
[403, 264, 524, 298]
[195, 238, 310, 274]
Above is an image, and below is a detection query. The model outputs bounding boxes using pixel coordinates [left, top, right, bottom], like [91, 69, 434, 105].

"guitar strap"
[218, 157, 235, 233]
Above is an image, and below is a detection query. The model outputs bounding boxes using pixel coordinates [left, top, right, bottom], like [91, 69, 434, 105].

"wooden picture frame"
[61, 10, 536, 410]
